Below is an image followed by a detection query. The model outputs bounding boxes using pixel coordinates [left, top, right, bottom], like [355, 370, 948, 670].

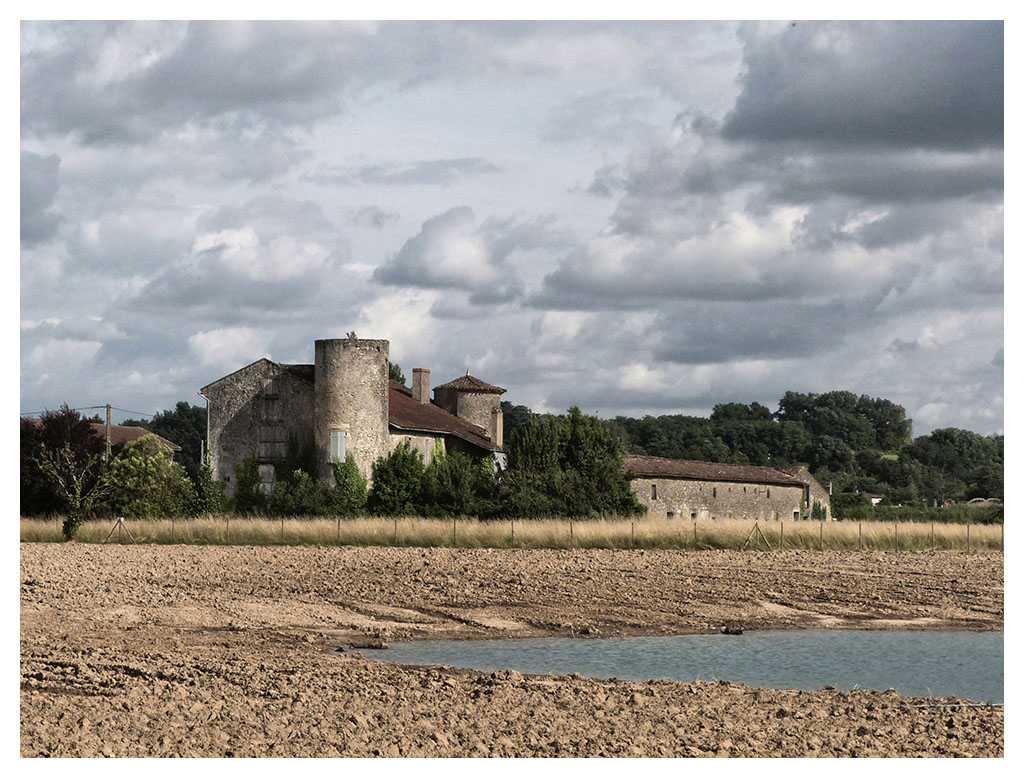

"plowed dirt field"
[20, 544, 1003, 757]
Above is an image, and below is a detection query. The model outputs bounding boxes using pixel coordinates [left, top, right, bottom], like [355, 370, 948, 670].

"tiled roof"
[433, 373, 506, 394]
[93, 424, 182, 451]
[388, 382, 499, 451]
[23, 418, 181, 451]
[623, 454, 803, 487]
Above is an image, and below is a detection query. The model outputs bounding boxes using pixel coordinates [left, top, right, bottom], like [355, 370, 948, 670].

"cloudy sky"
[20, 20, 1004, 437]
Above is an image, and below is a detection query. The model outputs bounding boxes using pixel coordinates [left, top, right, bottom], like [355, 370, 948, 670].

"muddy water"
[368, 629, 1004, 703]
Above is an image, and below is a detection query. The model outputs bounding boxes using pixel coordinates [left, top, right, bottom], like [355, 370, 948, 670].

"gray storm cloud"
[20, 21, 1002, 435]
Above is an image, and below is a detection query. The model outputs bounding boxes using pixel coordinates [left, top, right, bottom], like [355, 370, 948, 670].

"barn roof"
[623, 454, 803, 487]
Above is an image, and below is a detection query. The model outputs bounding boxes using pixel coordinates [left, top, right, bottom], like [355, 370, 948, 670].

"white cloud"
[188, 327, 271, 369]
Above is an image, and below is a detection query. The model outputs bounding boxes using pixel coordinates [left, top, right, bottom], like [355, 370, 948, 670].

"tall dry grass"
[19, 516, 1003, 552]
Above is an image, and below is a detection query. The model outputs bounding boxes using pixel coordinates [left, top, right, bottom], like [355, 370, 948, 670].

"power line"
[20, 404, 158, 418]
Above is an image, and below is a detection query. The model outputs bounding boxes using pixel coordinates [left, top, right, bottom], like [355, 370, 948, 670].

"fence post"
[337, 515, 341, 541]
[931, 521, 934, 552]
[226, 515, 230, 542]
[453, 518, 457, 547]
[967, 523, 971, 552]
[171, 517, 175, 543]
[693, 520, 697, 549]
[780, 521, 784, 550]
[631, 521, 635, 548]
[393, 517, 398, 544]
[511, 519, 514, 546]
[570, 521, 573, 546]
[859, 521, 862, 551]
[820, 520, 824, 552]
[895, 521, 898, 553]
[281, 516, 285, 543]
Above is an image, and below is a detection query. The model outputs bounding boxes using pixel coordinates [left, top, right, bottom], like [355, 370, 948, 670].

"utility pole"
[105, 403, 112, 464]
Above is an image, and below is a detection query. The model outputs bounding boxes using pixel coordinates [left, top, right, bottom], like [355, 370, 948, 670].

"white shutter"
[329, 430, 347, 463]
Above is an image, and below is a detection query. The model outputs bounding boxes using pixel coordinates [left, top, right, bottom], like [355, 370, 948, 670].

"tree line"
[504, 390, 1000, 510]
[22, 387, 1002, 538]
[21, 402, 642, 538]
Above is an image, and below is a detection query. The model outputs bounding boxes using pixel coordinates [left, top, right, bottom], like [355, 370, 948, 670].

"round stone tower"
[314, 338, 389, 483]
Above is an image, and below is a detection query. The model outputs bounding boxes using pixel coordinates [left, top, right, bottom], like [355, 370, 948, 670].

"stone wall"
[314, 339, 389, 485]
[434, 389, 499, 434]
[631, 476, 806, 521]
[203, 360, 314, 499]
[388, 432, 443, 466]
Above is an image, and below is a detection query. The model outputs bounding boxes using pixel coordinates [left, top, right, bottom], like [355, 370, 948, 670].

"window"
[424, 438, 432, 466]
[258, 424, 286, 461]
[651, 483, 658, 501]
[263, 377, 279, 399]
[767, 488, 771, 498]
[329, 429, 347, 463]
[713, 487, 717, 499]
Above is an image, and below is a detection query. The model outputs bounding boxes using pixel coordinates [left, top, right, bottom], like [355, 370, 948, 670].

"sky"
[19, 20, 1004, 437]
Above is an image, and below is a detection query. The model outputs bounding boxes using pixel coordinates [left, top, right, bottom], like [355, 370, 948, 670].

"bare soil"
[20, 544, 1003, 757]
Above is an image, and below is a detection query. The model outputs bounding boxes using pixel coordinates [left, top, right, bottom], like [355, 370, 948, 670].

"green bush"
[194, 454, 226, 514]
[422, 449, 496, 517]
[106, 434, 197, 518]
[269, 469, 335, 516]
[232, 455, 268, 514]
[331, 455, 367, 516]
[369, 442, 425, 516]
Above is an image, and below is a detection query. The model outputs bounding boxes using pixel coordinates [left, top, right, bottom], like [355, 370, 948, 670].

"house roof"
[93, 424, 182, 451]
[433, 373, 506, 394]
[623, 454, 803, 487]
[23, 418, 182, 451]
[388, 381, 499, 451]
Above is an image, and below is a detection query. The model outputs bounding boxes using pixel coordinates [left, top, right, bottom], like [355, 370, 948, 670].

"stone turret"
[433, 372, 505, 448]
[313, 338, 389, 483]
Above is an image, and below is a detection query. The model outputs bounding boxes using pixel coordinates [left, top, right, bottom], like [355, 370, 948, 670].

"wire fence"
[20, 516, 1004, 552]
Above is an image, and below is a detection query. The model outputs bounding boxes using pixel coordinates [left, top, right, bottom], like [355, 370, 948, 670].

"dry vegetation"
[21, 514, 1003, 551]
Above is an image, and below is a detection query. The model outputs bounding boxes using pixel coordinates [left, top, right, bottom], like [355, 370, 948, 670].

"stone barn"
[624, 455, 831, 521]
[200, 337, 505, 498]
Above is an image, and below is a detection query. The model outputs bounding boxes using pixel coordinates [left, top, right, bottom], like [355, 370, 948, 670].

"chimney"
[491, 407, 503, 449]
[412, 368, 430, 404]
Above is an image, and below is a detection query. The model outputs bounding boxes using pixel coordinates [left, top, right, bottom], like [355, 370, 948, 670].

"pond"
[364, 629, 1003, 703]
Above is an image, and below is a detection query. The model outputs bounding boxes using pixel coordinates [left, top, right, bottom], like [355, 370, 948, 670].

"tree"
[106, 434, 197, 518]
[388, 362, 406, 385]
[711, 402, 773, 422]
[369, 442, 426, 516]
[21, 404, 107, 528]
[37, 441, 110, 540]
[501, 407, 642, 517]
[123, 402, 207, 482]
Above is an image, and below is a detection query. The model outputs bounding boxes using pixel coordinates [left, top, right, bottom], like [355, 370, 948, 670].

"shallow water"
[365, 629, 1003, 703]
